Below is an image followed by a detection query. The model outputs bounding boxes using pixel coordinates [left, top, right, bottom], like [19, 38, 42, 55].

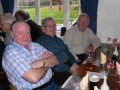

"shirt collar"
[11, 41, 31, 49]
[25, 18, 30, 22]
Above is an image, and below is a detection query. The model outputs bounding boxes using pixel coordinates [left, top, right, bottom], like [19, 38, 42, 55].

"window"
[69, 0, 80, 25]
[18, 0, 81, 26]
[19, 0, 36, 21]
[41, 0, 63, 24]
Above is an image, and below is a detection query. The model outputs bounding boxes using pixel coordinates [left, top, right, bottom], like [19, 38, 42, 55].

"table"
[60, 64, 120, 90]
[60, 43, 120, 90]
[60, 75, 81, 90]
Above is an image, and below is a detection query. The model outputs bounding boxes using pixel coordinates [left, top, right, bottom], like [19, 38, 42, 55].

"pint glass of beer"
[89, 74, 100, 90]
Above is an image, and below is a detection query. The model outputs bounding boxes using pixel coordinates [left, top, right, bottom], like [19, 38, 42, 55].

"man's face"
[11, 22, 31, 47]
[0, 22, 10, 33]
[77, 15, 89, 32]
[43, 20, 56, 37]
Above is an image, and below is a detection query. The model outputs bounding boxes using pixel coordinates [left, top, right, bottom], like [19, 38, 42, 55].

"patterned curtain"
[80, 0, 99, 34]
[1, 0, 14, 14]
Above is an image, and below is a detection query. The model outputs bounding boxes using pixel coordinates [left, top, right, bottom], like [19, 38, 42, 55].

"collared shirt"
[64, 25, 100, 58]
[2, 41, 52, 90]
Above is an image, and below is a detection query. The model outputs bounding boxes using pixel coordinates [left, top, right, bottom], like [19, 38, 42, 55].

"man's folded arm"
[44, 55, 59, 67]
[23, 67, 48, 84]
[32, 55, 59, 68]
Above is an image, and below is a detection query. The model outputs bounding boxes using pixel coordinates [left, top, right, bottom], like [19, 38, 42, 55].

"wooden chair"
[0, 71, 11, 90]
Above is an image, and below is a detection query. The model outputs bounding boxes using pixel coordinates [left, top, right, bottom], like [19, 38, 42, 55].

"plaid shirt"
[2, 42, 52, 90]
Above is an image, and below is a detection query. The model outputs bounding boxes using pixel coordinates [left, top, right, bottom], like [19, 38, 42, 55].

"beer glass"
[89, 75, 100, 90]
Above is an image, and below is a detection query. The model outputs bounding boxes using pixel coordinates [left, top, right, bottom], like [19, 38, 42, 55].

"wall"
[97, 0, 120, 43]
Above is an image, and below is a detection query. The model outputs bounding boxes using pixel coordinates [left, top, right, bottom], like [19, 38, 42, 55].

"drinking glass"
[86, 60, 93, 71]
[85, 53, 93, 71]
[100, 61, 106, 74]
[89, 74, 100, 90]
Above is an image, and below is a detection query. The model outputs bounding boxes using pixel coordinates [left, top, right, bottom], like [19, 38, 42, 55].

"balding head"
[77, 13, 89, 32]
[11, 21, 31, 47]
[11, 21, 30, 32]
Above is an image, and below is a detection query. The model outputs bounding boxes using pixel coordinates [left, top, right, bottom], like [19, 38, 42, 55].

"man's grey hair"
[42, 17, 54, 26]
[0, 13, 16, 25]
[78, 13, 89, 21]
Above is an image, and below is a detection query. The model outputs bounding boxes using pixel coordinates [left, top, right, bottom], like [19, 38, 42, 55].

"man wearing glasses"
[36, 17, 78, 87]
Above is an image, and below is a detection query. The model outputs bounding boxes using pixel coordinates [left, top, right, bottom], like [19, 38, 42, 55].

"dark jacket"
[0, 41, 5, 72]
[27, 19, 43, 42]
[36, 34, 76, 72]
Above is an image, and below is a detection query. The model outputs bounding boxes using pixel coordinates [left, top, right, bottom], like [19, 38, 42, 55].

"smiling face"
[0, 13, 16, 33]
[43, 19, 56, 37]
[77, 14, 89, 32]
[0, 22, 10, 33]
[11, 22, 31, 47]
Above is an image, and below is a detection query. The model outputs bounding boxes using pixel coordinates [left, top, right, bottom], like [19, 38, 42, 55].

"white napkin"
[94, 86, 99, 90]
[101, 52, 107, 64]
[80, 73, 89, 90]
[116, 62, 120, 74]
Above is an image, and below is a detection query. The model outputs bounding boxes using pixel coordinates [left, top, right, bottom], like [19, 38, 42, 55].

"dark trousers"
[76, 53, 88, 65]
[32, 78, 59, 90]
[52, 71, 71, 86]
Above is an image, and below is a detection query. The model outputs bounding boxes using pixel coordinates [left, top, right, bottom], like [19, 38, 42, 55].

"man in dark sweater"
[36, 17, 79, 86]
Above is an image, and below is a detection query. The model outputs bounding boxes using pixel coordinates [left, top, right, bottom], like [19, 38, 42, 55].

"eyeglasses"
[44, 25, 56, 28]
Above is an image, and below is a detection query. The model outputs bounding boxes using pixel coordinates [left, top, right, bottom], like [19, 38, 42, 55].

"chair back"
[0, 71, 11, 90]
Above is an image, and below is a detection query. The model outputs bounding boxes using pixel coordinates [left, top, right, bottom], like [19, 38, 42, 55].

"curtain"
[1, 0, 14, 14]
[80, 0, 99, 34]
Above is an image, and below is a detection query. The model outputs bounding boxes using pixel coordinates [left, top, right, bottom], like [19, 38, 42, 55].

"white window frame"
[14, 0, 81, 29]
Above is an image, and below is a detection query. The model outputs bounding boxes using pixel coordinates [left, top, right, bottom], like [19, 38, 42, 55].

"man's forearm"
[23, 67, 48, 84]
[44, 55, 59, 68]
[32, 55, 59, 68]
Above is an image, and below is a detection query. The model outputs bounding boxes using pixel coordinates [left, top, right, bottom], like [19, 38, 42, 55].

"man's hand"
[42, 51, 52, 59]
[32, 51, 59, 68]
[70, 63, 79, 74]
[31, 60, 45, 68]
[42, 51, 59, 68]
[85, 45, 93, 53]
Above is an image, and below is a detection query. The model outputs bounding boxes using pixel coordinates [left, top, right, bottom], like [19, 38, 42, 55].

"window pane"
[18, 0, 81, 25]
[19, 0, 36, 22]
[69, 0, 80, 24]
[41, 0, 63, 24]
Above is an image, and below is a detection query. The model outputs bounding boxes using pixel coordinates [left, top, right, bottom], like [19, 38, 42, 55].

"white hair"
[0, 13, 16, 25]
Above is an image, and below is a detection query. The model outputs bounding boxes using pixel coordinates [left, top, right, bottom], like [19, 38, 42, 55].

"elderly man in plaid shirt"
[2, 21, 59, 90]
